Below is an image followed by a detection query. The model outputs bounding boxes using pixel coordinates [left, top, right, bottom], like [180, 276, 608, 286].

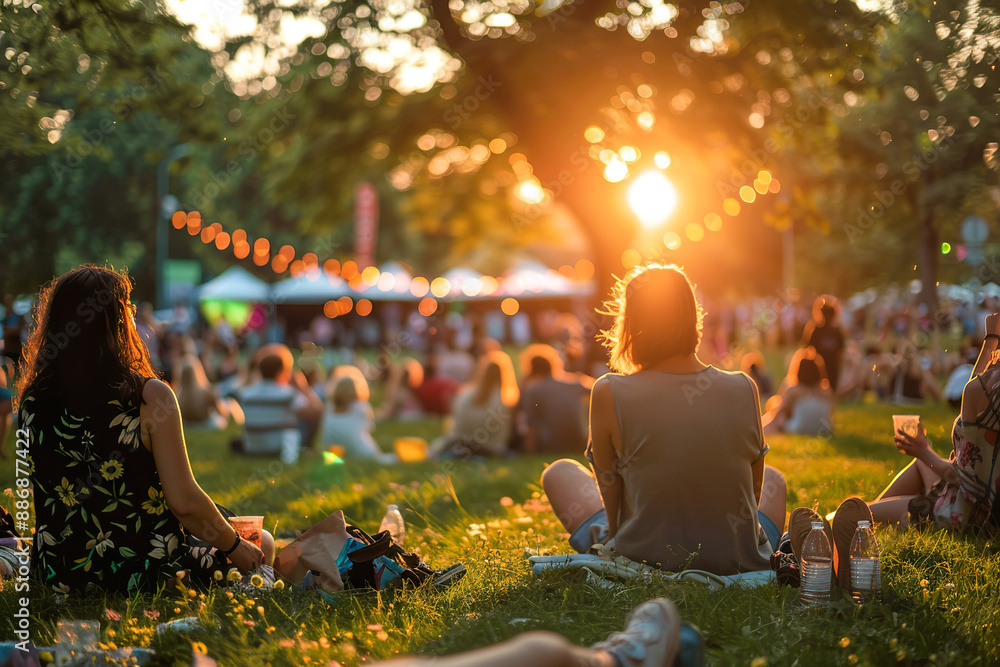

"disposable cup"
[892, 414, 920, 439]
[228, 516, 264, 548]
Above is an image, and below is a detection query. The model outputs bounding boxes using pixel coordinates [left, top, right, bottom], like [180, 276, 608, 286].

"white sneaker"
[591, 598, 681, 667]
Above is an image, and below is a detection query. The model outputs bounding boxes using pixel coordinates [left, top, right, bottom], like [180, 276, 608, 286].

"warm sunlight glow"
[514, 178, 546, 205]
[627, 170, 679, 228]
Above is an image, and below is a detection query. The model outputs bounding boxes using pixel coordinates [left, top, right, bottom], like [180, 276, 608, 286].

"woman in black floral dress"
[15, 265, 271, 594]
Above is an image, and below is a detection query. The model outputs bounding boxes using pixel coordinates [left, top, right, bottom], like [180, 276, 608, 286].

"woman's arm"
[969, 313, 1000, 379]
[143, 380, 263, 572]
[894, 423, 960, 486]
[588, 377, 622, 536]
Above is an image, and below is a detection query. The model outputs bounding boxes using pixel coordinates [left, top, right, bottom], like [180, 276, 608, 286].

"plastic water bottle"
[849, 520, 881, 603]
[800, 521, 832, 607]
[380, 504, 406, 544]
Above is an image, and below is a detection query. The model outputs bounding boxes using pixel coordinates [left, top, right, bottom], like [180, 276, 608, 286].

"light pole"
[156, 143, 193, 309]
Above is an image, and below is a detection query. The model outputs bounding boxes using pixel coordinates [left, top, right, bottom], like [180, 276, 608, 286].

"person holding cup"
[865, 313, 1000, 534]
[14, 266, 273, 595]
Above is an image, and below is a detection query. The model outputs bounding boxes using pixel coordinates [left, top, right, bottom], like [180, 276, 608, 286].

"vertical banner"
[354, 182, 379, 269]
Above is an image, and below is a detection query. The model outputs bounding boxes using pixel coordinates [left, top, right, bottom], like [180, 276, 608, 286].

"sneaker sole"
[788, 508, 833, 564]
[832, 497, 875, 590]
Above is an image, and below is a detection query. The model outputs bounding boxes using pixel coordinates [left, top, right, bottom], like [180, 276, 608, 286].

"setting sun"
[627, 170, 679, 228]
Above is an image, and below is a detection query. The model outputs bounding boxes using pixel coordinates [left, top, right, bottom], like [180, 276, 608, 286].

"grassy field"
[2, 399, 1000, 666]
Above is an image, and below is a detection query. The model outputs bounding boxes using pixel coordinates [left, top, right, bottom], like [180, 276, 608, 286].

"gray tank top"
[597, 367, 773, 574]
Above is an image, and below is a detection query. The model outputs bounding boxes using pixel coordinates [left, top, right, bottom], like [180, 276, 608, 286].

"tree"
[822, 0, 1000, 311]
[0, 0, 227, 296]
[208, 0, 883, 298]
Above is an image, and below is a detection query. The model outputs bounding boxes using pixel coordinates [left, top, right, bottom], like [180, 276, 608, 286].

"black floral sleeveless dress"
[21, 388, 230, 594]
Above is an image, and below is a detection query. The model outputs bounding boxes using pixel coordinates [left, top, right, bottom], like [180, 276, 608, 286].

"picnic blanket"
[527, 551, 775, 590]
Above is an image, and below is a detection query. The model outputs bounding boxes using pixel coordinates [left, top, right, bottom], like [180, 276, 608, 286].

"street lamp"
[156, 143, 192, 309]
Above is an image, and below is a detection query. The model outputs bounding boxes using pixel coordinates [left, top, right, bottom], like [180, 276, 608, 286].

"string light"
[169, 166, 781, 312]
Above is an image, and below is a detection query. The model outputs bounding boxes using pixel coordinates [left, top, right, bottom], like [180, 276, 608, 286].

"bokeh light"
[171, 212, 187, 229]
[410, 276, 430, 298]
[356, 299, 373, 316]
[723, 198, 741, 216]
[324, 259, 341, 276]
[342, 261, 359, 280]
[621, 248, 642, 269]
[663, 231, 682, 250]
[361, 266, 381, 286]
[941, 242, 952, 254]
[430, 277, 451, 298]
[654, 151, 671, 169]
[418, 297, 438, 316]
[501, 298, 519, 316]
[705, 213, 724, 232]
[739, 186, 756, 203]
[215, 232, 231, 250]
[686, 223, 705, 241]
[604, 158, 628, 183]
[575, 259, 595, 280]
[584, 126, 605, 143]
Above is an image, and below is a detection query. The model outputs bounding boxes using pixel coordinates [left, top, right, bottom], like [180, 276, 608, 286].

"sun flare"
[627, 170, 679, 229]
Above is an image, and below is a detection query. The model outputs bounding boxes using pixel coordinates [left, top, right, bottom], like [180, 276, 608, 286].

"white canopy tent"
[500, 259, 595, 299]
[270, 269, 353, 304]
[198, 266, 271, 302]
[364, 261, 419, 301]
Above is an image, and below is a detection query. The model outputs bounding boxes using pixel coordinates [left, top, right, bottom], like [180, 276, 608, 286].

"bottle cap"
[857, 520, 871, 527]
[388, 504, 398, 510]
[811, 521, 824, 529]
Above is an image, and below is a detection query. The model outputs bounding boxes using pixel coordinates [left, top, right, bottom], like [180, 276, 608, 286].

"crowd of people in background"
[3, 282, 998, 466]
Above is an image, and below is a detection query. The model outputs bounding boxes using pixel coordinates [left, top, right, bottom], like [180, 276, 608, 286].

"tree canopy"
[2, 0, 999, 304]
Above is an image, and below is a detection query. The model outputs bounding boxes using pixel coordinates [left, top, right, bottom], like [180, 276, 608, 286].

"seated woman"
[431, 350, 519, 458]
[884, 344, 943, 405]
[377, 358, 425, 422]
[175, 358, 230, 430]
[322, 371, 394, 462]
[865, 315, 1000, 535]
[15, 265, 272, 594]
[542, 263, 787, 575]
[761, 347, 834, 436]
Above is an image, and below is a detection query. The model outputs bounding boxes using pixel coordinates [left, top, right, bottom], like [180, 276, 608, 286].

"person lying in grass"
[865, 313, 1000, 535]
[14, 265, 273, 595]
[543, 263, 788, 575]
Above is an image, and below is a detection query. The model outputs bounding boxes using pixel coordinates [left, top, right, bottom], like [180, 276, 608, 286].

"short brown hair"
[599, 263, 704, 374]
[257, 344, 293, 381]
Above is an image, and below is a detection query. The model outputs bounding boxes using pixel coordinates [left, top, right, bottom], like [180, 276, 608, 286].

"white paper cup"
[892, 415, 920, 438]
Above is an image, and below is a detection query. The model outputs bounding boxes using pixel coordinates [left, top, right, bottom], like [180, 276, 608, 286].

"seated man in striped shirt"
[237, 344, 323, 464]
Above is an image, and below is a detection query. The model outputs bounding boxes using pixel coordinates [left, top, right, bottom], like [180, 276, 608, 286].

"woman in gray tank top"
[542, 264, 788, 575]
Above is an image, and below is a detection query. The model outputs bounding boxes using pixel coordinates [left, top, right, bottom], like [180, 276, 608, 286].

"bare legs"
[374, 632, 615, 667]
[542, 459, 788, 539]
[759, 465, 787, 535]
[867, 458, 942, 527]
[541, 460, 605, 535]
[261, 529, 276, 567]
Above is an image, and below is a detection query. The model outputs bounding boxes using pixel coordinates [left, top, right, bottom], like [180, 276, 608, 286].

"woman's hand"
[226, 538, 265, 574]
[894, 423, 931, 459]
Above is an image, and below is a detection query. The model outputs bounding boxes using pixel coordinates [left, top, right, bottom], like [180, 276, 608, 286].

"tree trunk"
[918, 172, 939, 316]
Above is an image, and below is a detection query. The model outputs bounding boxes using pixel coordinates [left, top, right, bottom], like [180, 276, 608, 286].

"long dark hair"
[14, 265, 158, 413]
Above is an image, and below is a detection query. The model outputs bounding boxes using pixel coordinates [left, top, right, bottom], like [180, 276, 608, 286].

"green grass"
[3, 400, 1000, 666]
